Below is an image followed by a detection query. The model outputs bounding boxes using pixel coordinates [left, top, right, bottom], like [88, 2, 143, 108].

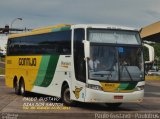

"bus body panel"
[5, 56, 42, 90]
[5, 55, 73, 96]
[31, 55, 72, 97]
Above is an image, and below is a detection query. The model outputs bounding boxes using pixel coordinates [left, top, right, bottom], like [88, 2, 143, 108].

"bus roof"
[72, 24, 137, 31]
[9, 24, 138, 39]
[9, 24, 71, 39]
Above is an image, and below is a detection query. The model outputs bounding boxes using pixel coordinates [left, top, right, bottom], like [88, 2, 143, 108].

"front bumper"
[85, 88, 144, 103]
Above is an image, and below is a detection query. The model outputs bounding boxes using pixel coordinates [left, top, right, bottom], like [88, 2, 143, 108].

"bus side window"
[74, 29, 86, 83]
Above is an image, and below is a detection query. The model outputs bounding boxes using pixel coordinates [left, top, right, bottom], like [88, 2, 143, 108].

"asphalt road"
[0, 77, 160, 119]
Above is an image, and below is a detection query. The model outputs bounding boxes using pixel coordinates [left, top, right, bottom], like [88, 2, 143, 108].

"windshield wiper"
[122, 65, 133, 81]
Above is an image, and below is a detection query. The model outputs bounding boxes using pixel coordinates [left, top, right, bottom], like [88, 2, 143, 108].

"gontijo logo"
[19, 58, 36, 66]
[61, 61, 71, 68]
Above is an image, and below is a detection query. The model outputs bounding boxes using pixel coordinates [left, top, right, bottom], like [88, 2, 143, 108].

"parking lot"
[0, 76, 160, 119]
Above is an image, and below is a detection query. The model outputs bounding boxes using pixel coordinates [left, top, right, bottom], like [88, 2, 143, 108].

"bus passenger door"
[72, 28, 86, 102]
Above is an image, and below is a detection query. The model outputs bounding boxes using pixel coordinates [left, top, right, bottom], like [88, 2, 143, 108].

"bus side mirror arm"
[83, 40, 90, 59]
[143, 43, 155, 63]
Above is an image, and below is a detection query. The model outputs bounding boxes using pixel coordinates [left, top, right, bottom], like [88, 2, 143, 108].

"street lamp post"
[10, 18, 23, 34]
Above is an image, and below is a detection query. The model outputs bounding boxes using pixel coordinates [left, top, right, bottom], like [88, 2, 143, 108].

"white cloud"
[0, 0, 159, 29]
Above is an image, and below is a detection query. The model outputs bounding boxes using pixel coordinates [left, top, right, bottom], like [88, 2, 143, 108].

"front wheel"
[61, 85, 74, 106]
[106, 103, 122, 108]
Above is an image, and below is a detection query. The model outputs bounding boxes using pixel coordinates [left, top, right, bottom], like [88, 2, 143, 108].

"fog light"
[137, 85, 145, 90]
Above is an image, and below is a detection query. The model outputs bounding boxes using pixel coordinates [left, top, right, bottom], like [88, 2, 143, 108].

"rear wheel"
[14, 81, 20, 95]
[19, 80, 26, 96]
[62, 85, 74, 106]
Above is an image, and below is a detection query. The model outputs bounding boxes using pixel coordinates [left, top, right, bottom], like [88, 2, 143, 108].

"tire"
[19, 80, 26, 96]
[61, 85, 74, 106]
[14, 81, 20, 95]
[106, 103, 122, 108]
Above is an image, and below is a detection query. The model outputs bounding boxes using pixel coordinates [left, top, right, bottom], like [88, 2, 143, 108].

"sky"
[0, 0, 159, 30]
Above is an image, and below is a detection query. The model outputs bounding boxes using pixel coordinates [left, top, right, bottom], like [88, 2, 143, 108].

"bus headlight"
[86, 84, 102, 91]
[137, 85, 145, 90]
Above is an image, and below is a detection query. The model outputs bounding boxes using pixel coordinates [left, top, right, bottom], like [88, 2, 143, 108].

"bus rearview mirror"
[143, 43, 154, 63]
[83, 40, 90, 58]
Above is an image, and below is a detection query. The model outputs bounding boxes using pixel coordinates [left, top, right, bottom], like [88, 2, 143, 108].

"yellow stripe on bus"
[100, 82, 120, 92]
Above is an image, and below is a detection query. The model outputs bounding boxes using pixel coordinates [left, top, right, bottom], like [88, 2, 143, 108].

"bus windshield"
[87, 29, 144, 82]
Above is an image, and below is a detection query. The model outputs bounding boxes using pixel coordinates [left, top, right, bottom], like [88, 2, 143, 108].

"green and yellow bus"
[6, 24, 145, 107]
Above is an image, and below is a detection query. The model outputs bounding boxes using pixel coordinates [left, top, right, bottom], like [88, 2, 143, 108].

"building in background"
[0, 35, 8, 55]
[140, 21, 160, 43]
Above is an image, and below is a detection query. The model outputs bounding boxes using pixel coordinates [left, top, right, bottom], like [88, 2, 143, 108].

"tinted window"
[7, 30, 71, 55]
[74, 29, 86, 83]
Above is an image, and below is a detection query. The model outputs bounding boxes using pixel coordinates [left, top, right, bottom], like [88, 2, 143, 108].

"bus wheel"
[19, 80, 26, 96]
[106, 103, 122, 108]
[62, 85, 73, 106]
[14, 81, 20, 95]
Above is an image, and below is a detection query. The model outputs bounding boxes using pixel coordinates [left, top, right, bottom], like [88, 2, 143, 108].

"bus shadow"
[73, 102, 137, 111]
[23, 92, 138, 111]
